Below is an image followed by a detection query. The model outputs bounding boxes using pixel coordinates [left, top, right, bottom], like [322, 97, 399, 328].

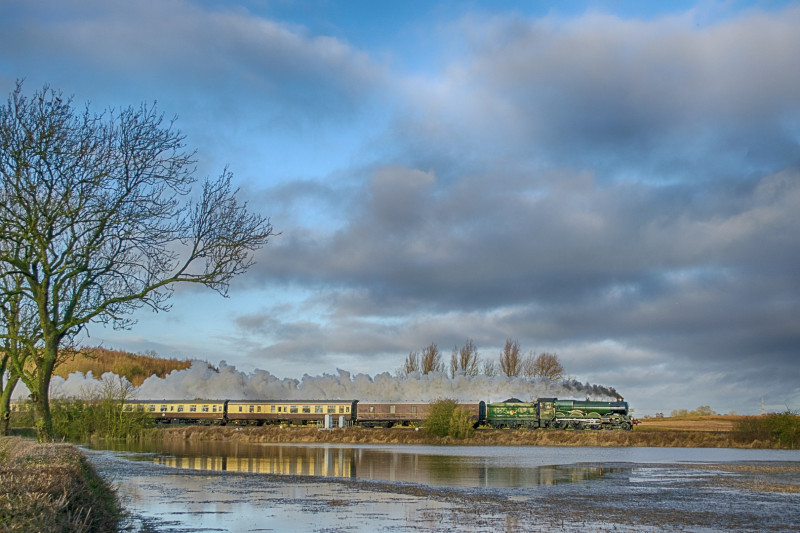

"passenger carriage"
[356, 401, 486, 428]
[123, 399, 228, 424]
[225, 399, 357, 426]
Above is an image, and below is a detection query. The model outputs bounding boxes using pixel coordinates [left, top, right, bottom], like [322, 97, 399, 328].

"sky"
[1, 0, 798, 416]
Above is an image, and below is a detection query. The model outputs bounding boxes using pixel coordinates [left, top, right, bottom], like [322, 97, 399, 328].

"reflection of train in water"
[121, 397, 635, 430]
[145, 439, 621, 486]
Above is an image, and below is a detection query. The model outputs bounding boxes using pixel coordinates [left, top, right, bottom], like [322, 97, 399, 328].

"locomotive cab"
[536, 398, 557, 427]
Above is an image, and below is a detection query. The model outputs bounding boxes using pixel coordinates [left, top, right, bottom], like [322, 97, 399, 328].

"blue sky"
[2, 0, 799, 415]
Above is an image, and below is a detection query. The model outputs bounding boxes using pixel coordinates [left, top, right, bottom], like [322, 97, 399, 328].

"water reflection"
[157, 446, 353, 478]
[109, 440, 618, 488]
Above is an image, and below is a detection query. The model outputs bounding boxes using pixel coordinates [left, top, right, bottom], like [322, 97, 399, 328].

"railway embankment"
[0, 437, 121, 533]
[152, 421, 778, 449]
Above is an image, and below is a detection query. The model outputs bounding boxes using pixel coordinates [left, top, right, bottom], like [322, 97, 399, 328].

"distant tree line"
[53, 347, 194, 387]
[398, 338, 564, 381]
[670, 406, 717, 417]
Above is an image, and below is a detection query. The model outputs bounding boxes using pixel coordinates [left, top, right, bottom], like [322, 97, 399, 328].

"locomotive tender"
[120, 396, 634, 430]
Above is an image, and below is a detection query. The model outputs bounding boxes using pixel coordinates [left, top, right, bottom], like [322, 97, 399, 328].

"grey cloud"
[397, 9, 800, 181]
[243, 157, 799, 412]
[0, 1, 385, 127]
[257, 166, 799, 305]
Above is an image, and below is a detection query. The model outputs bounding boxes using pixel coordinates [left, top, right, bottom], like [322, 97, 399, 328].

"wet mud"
[85, 449, 800, 532]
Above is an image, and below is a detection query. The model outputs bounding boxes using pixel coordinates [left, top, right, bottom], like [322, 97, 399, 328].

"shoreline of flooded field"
[84, 443, 800, 532]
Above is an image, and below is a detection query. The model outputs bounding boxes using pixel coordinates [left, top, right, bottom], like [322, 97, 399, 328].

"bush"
[51, 398, 152, 442]
[449, 406, 475, 439]
[49, 375, 152, 442]
[14, 376, 152, 442]
[424, 399, 475, 439]
[424, 399, 456, 437]
[733, 411, 800, 449]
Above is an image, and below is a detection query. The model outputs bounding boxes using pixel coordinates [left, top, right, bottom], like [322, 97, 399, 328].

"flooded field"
[85, 442, 800, 532]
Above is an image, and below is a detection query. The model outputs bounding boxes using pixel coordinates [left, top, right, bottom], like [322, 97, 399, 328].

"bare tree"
[450, 339, 480, 377]
[420, 342, 444, 374]
[499, 339, 522, 377]
[449, 346, 459, 378]
[522, 352, 535, 378]
[400, 350, 420, 376]
[0, 82, 275, 441]
[482, 358, 498, 377]
[530, 352, 564, 381]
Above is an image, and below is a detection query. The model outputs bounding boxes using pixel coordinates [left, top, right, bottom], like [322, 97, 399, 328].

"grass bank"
[0, 437, 121, 533]
[153, 424, 774, 448]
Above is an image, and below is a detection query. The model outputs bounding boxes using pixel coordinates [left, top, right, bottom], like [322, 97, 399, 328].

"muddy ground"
[85, 448, 800, 533]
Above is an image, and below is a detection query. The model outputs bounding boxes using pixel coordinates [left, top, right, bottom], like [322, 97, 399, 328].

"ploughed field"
[152, 415, 772, 448]
[635, 415, 740, 432]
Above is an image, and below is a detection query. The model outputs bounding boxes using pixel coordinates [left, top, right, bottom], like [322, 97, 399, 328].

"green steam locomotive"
[486, 397, 633, 430]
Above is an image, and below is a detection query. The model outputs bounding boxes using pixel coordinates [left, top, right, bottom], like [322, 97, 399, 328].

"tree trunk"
[30, 339, 59, 442]
[0, 374, 18, 436]
[32, 388, 53, 442]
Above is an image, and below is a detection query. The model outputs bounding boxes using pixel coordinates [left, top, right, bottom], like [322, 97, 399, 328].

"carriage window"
[290, 405, 298, 414]
[202, 406, 209, 413]
[302, 405, 311, 414]
[160, 405, 168, 412]
[148, 405, 156, 412]
[177, 406, 184, 413]
[257, 406, 262, 413]
[411, 406, 417, 414]
[190, 405, 197, 413]
[390, 405, 396, 414]
[369, 406, 375, 413]
[249, 405, 255, 413]
[271, 406, 276, 413]
[315, 406, 324, 414]
[327, 405, 336, 413]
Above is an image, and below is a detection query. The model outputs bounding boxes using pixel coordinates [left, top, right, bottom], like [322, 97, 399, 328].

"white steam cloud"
[14, 361, 622, 403]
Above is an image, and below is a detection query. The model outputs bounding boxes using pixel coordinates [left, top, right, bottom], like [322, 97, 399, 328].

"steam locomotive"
[121, 396, 634, 430]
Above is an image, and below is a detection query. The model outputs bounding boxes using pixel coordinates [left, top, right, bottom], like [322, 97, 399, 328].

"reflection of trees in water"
[139, 441, 621, 488]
